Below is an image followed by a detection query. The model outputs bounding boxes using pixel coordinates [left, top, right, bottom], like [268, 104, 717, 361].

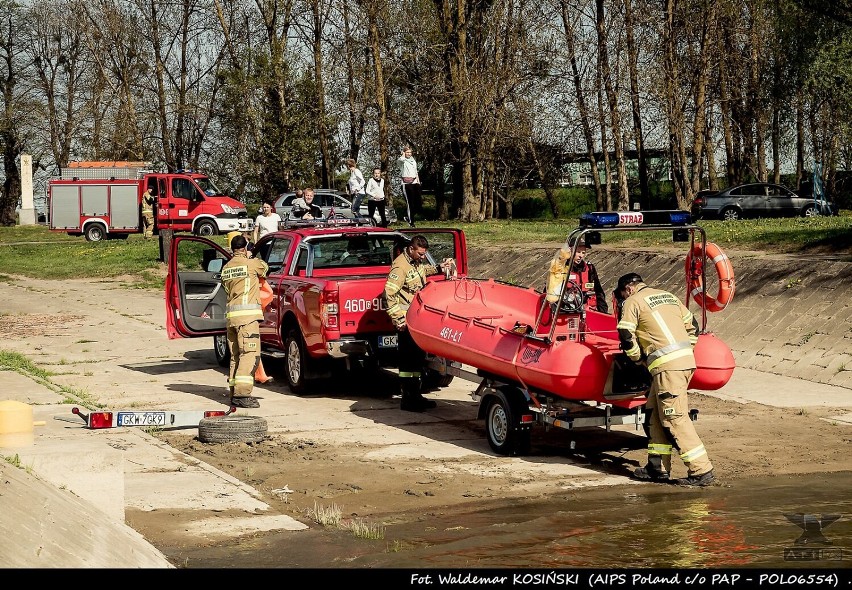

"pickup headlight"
[220, 204, 237, 214]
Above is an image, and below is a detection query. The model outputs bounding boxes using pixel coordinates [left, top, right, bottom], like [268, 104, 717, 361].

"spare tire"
[198, 415, 268, 444]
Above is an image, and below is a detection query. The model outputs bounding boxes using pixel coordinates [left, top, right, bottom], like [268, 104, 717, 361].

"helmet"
[226, 231, 241, 250]
[617, 273, 643, 291]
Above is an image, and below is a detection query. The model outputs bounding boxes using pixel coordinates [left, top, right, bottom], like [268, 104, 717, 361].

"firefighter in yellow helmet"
[616, 272, 715, 487]
[221, 234, 268, 408]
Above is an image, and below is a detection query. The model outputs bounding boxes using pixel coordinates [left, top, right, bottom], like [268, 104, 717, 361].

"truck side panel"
[81, 185, 108, 217]
[109, 185, 140, 229]
[50, 185, 81, 230]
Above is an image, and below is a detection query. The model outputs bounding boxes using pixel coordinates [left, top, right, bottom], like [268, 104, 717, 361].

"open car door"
[165, 235, 232, 339]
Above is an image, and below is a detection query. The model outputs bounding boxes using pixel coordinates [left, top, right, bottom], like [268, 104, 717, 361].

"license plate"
[378, 334, 398, 348]
[117, 412, 167, 427]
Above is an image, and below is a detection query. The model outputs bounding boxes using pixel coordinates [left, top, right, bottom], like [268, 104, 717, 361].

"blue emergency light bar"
[579, 210, 691, 228]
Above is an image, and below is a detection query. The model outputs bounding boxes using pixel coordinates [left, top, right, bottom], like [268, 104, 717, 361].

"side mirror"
[206, 258, 224, 273]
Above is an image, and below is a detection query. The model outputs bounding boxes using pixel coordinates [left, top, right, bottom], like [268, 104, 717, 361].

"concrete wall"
[468, 246, 852, 390]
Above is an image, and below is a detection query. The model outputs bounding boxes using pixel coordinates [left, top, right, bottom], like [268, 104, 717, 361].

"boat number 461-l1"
[439, 327, 463, 343]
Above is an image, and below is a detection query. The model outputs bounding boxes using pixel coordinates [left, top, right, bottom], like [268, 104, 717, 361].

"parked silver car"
[691, 183, 835, 221]
[272, 189, 397, 225]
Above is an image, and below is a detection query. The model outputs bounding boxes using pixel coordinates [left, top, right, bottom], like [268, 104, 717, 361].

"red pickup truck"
[165, 220, 467, 392]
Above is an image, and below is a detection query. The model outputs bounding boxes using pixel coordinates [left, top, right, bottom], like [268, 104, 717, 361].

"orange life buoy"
[685, 242, 735, 312]
[259, 277, 273, 309]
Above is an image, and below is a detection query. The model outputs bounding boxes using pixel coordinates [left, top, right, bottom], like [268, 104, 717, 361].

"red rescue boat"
[408, 211, 736, 410]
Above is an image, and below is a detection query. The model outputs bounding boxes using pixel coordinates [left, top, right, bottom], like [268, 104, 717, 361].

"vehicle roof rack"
[280, 214, 376, 230]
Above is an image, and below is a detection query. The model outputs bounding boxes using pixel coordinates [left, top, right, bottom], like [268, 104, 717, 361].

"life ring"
[685, 242, 735, 312]
[259, 277, 273, 309]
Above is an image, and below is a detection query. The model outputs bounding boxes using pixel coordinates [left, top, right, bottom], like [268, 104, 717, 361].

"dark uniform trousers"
[398, 328, 427, 398]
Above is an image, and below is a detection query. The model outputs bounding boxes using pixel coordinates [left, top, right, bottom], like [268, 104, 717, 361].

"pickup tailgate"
[336, 276, 396, 335]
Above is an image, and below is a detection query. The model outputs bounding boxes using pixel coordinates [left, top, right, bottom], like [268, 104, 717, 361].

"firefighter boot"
[400, 377, 436, 412]
[675, 469, 716, 487]
[631, 456, 671, 483]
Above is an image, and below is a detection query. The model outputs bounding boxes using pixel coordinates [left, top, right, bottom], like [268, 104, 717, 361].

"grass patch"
[0, 350, 102, 409]
[2, 453, 33, 474]
[309, 501, 343, 527]
[345, 517, 385, 540]
[2, 211, 850, 294]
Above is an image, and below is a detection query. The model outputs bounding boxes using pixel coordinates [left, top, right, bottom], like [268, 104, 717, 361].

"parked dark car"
[691, 183, 835, 221]
[272, 189, 398, 225]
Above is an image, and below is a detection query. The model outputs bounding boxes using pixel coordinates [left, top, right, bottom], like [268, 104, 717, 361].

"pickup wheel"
[195, 220, 218, 237]
[213, 334, 230, 367]
[484, 394, 531, 456]
[284, 329, 311, 394]
[84, 224, 106, 242]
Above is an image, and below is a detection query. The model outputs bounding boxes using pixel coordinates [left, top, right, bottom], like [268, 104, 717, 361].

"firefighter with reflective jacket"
[384, 235, 454, 412]
[221, 234, 268, 408]
[616, 272, 715, 487]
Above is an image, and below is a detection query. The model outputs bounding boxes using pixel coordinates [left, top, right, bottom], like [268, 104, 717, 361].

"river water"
[168, 471, 851, 569]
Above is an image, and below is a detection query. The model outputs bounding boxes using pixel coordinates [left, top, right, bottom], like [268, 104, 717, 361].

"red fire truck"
[48, 161, 252, 241]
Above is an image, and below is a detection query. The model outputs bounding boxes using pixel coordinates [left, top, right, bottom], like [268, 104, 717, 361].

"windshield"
[194, 176, 221, 196]
[307, 235, 402, 270]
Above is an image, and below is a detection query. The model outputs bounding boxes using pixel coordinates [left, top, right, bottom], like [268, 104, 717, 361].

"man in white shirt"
[253, 201, 282, 243]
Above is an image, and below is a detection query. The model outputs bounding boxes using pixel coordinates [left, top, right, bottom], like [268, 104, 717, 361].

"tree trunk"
[623, 0, 648, 209]
[560, 0, 604, 210]
[595, 0, 628, 210]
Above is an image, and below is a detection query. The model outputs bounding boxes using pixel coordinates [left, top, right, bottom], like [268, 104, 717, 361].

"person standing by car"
[141, 187, 156, 240]
[221, 234, 269, 408]
[396, 146, 420, 226]
[290, 187, 322, 220]
[365, 167, 388, 227]
[346, 159, 366, 216]
[616, 272, 715, 487]
[253, 200, 282, 244]
[384, 235, 454, 412]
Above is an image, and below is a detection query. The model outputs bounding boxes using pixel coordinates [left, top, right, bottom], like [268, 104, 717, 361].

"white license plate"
[117, 412, 167, 427]
[378, 334, 398, 348]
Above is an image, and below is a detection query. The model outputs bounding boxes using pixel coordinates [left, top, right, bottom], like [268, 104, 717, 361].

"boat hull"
[407, 278, 735, 407]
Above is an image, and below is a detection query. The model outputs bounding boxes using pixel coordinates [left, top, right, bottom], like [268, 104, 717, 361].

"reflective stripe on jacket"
[616, 284, 699, 374]
[384, 251, 438, 327]
[222, 252, 269, 328]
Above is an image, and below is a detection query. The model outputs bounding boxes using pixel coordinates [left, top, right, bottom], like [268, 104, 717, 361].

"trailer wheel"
[485, 395, 531, 456]
[213, 334, 230, 367]
[285, 329, 311, 394]
[195, 220, 218, 237]
[84, 224, 106, 242]
[198, 415, 267, 444]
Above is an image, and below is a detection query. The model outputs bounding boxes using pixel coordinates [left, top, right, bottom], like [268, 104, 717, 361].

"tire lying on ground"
[198, 415, 268, 443]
